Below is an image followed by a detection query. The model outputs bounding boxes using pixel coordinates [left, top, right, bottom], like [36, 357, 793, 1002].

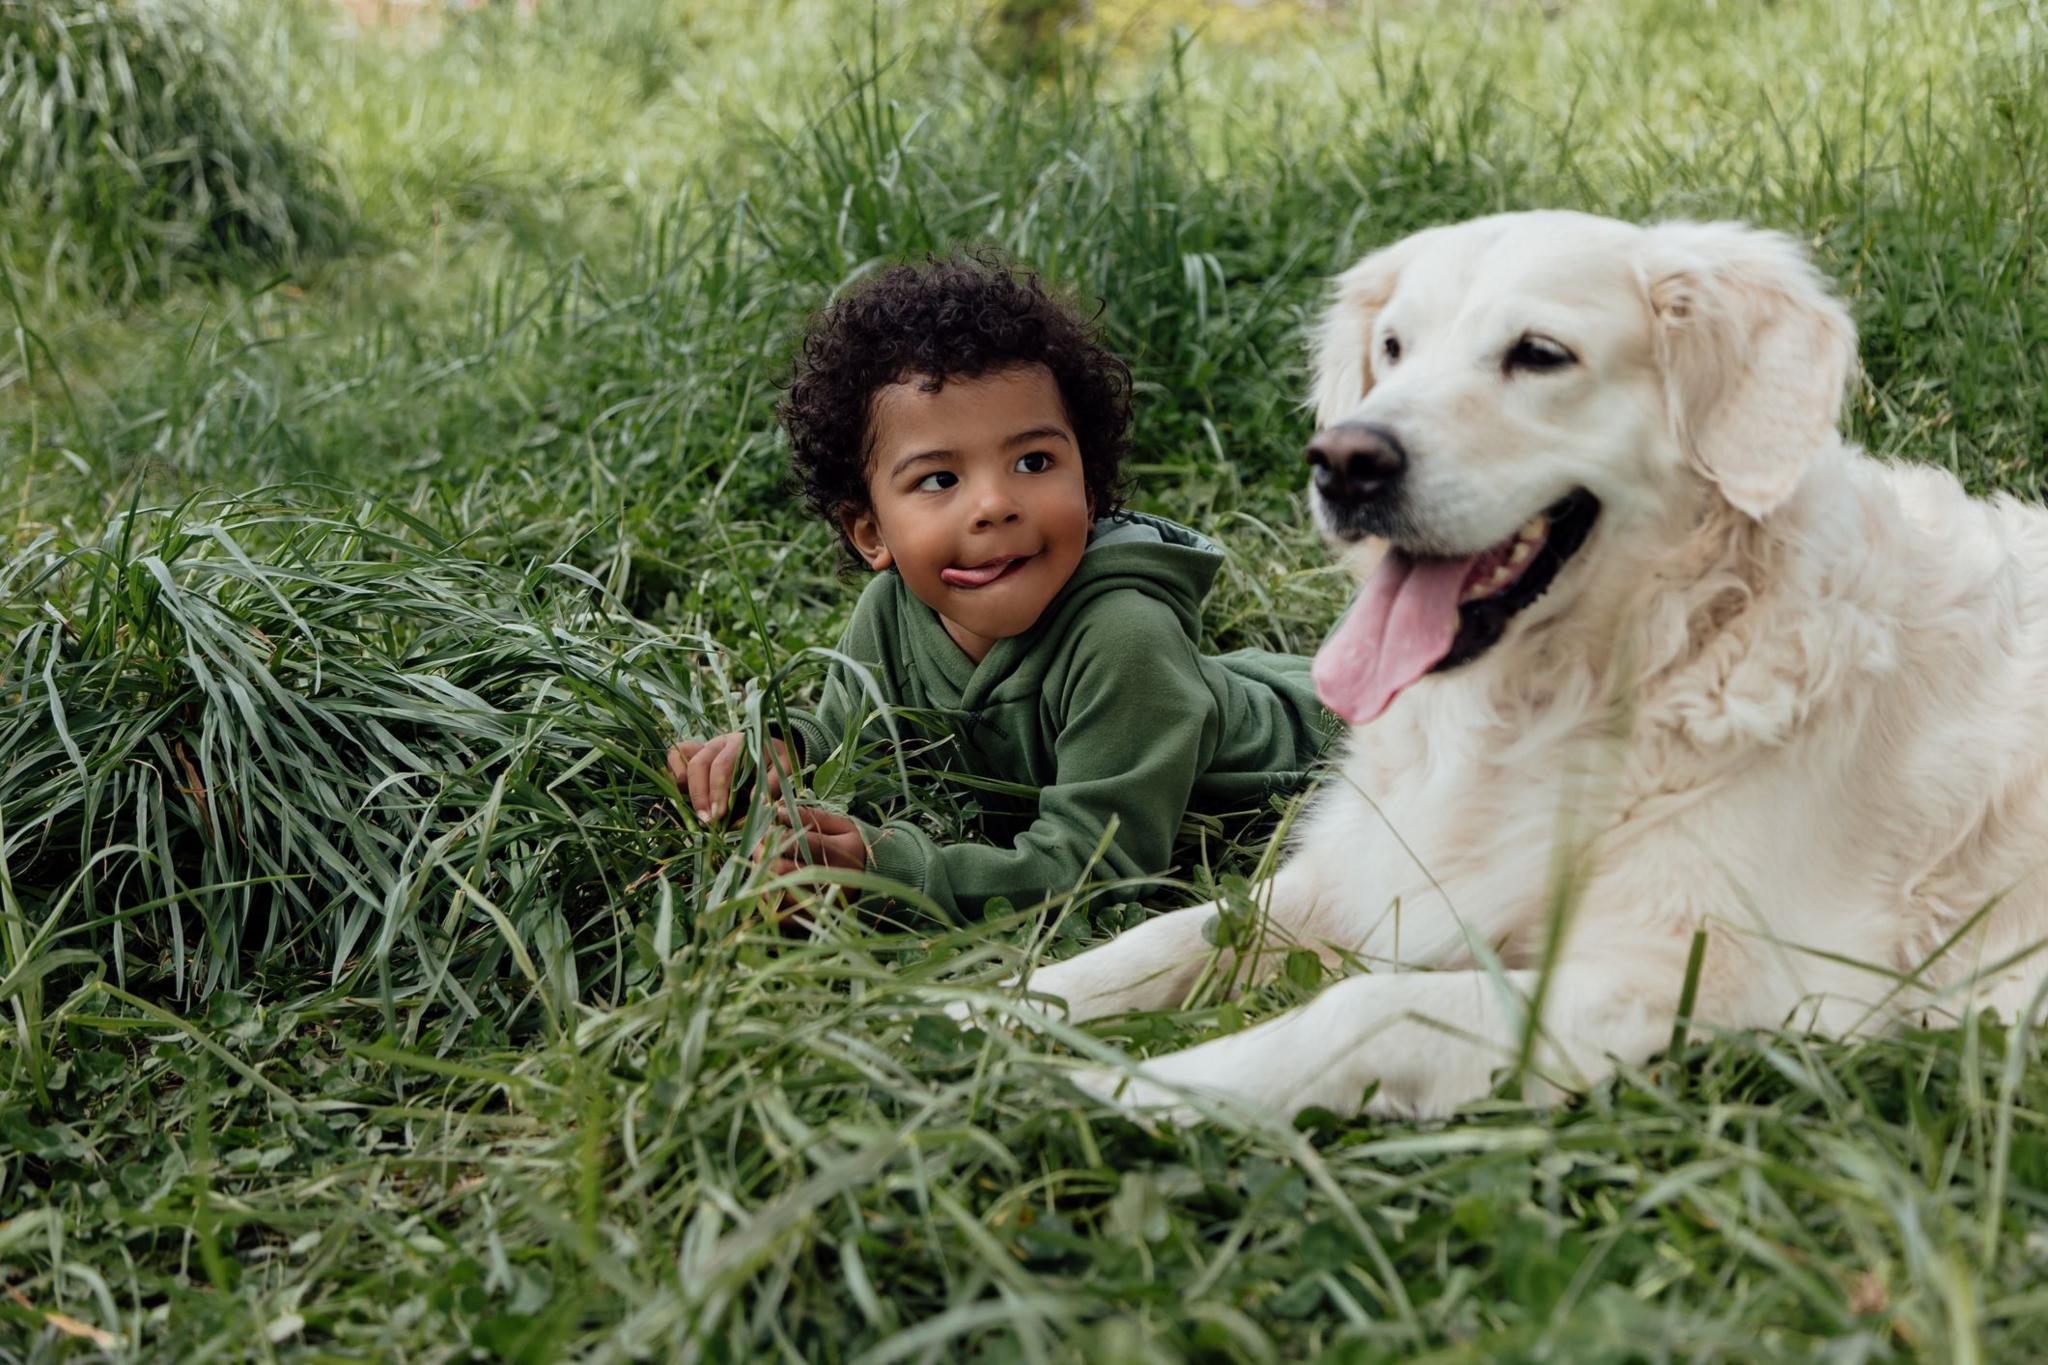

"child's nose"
[971, 491, 1022, 528]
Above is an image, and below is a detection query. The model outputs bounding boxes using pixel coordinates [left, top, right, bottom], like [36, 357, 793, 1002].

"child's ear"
[841, 508, 893, 571]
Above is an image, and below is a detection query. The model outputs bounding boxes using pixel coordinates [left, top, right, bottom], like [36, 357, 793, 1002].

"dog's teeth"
[1464, 564, 1513, 603]
[1508, 540, 1533, 566]
[1518, 514, 1548, 544]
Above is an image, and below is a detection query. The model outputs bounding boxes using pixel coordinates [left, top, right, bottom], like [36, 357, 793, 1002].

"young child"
[670, 251, 1332, 920]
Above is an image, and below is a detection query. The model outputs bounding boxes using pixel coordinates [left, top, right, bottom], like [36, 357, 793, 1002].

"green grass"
[0, 0, 347, 305]
[3, 0, 2047, 1357]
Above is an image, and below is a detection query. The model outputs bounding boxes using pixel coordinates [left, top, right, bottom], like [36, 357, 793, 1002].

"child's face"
[843, 364, 1093, 663]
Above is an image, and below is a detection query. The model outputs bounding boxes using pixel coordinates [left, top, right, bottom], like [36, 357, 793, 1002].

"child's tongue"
[941, 557, 1021, 588]
[1311, 549, 1480, 724]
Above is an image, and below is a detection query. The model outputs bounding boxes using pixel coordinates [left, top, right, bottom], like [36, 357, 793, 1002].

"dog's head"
[1306, 211, 1857, 724]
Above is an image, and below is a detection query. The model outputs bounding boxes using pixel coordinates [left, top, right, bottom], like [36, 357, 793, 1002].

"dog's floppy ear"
[1644, 221, 1857, 519]
[1310, 237, 1417, 429]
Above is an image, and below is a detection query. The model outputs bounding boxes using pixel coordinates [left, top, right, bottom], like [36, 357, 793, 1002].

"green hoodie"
[784, 513, 1334, 920]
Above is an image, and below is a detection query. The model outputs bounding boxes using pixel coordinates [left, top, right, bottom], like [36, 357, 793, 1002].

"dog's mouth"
[1312, 489, 1601, 724]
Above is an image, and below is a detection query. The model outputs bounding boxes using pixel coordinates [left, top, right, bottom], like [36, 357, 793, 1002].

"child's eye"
[1015, 452, 1053, 474]
[915, 471, 957, 492]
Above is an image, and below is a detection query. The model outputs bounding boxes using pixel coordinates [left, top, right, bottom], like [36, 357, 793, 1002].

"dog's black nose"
[1306, 423, 1407, 504]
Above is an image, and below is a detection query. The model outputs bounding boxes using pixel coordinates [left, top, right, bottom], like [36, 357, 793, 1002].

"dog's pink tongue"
[1312, 551, 1477, 724]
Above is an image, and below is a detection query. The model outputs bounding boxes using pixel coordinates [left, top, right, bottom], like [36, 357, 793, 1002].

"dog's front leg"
[1079, 952, 1691, 1122]
[1006, 859, 1324, 1023]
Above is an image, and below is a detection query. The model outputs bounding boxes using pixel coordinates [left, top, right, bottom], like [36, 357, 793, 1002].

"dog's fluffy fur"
[1007, 211, 2048, 1122]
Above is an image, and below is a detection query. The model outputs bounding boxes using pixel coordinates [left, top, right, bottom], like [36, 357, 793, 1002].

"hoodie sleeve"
[781, 666, 854, 770]
[853, 595, 1216, 920]
[780, 578, 893, 767]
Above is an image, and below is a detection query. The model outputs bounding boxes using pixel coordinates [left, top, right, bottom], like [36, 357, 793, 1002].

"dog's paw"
[1068, 1063, 1202, 1126]
[938, 994, 1049, 1037]
[940, 979, 1069, 1035]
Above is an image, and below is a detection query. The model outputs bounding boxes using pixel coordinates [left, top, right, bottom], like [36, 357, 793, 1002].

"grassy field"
[3, 0, 2047, 1358]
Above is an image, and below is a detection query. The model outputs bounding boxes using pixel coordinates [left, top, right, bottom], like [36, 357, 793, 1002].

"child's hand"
[667, 732, 793, 824]
[765, 804, 869, 875]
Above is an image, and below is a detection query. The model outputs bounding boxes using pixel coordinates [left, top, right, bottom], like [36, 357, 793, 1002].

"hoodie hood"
[1055, 512, 1223, 637]
[872, 512, 1224, 711]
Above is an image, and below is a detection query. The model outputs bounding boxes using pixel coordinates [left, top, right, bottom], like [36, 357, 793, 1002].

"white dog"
[1000, 210, 2048, 1122]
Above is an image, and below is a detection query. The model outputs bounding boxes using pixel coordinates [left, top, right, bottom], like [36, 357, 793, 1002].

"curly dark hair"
[780, 249, 1132, 564]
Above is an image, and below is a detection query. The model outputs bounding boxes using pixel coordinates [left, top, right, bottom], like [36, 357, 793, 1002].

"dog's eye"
[1504, 335, 1575, 374]
[1381, 334, 1402, 364]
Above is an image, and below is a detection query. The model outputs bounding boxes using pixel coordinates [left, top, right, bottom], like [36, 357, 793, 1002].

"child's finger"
[685, 746, 711, 818]
[832, 829, 868, 867]
[759, 822, 813, 857]
[687, 737, 728, 821]
[705, 734, 744, 819]
[775, 804, 855, 833]
[666, 741, 700, 788]
[753, 819, 861, 870]
[796, 825, 866, 869]
[754, 826, 813, 865]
